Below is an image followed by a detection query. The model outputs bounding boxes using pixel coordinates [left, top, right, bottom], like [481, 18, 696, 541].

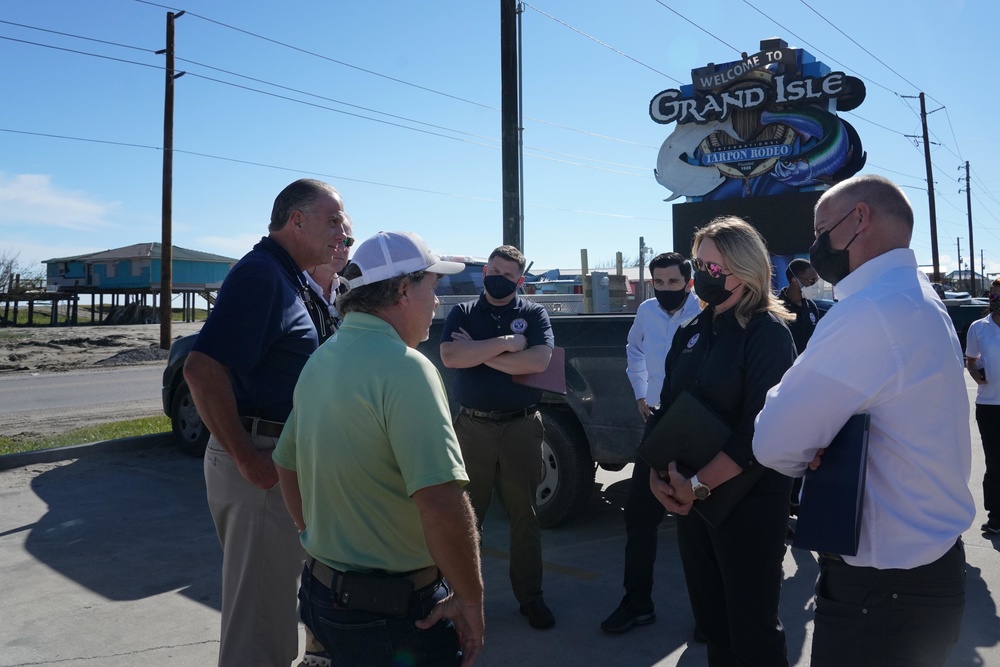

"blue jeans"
[298, 564, 461, 667]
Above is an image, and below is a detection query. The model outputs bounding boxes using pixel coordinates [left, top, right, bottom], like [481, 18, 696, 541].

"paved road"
[0, 376, 998, 665]
[0, 365, 162, 436]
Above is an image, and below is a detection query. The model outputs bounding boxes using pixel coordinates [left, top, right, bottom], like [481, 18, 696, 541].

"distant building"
[44, 243, 236, 292]
[943, 269, 988, 296]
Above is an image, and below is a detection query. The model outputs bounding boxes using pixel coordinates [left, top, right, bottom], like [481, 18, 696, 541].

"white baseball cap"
[347, 231, 465, 288]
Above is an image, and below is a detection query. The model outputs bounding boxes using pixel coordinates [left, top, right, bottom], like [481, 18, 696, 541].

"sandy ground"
[0, 321, 203, 375]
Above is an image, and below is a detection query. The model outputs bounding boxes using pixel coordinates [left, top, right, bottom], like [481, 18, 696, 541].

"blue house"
[44, 243, 236, 292]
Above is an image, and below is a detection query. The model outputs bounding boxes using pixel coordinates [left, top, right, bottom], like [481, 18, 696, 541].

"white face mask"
[800, 281, 822, 300]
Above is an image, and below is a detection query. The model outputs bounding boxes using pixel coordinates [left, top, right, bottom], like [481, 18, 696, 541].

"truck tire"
[536, 410, 596, 528]
[170, 381, 210, 457]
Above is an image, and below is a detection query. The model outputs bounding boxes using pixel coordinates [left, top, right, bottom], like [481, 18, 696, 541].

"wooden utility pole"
[500, 0, 522, 250]
[919, 92, 941, 283]
[964, 161, 976, 295]
[158, 11, 184, 350]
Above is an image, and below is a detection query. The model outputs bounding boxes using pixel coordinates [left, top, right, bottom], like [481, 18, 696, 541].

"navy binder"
[792, 413, 871, 556]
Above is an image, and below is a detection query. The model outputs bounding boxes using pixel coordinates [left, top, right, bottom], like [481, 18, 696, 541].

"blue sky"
[1, 0, 997, 279]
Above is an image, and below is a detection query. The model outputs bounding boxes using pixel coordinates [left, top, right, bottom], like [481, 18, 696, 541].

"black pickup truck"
[161, 313, 642, 528]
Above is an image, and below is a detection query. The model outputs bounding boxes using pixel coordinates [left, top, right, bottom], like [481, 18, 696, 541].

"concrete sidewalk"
[1, 382, 999, 665]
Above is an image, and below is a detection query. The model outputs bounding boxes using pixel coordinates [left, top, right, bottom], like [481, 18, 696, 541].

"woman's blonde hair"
[692, 216, 793, 328]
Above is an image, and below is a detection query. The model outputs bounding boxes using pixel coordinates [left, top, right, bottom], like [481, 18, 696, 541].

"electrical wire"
[649, 0, 741, 55]
[522, 2, 682, 83]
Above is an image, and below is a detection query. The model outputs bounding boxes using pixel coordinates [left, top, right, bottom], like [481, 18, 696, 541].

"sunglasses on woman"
[691, 257, 732, 279]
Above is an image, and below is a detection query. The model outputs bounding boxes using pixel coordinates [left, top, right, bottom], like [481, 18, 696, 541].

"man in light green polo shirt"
[273, 230, 484, 667]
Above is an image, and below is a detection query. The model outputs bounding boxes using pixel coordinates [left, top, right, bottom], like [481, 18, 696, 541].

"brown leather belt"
[461, 405, 537, 421]
[240, 416, 284, 438]
[308, 558, 440, 591]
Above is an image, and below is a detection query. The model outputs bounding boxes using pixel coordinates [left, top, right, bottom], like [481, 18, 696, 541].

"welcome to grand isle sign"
[649, 38, 867, 201]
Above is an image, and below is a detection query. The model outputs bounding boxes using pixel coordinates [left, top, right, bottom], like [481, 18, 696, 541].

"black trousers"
[676, 483, 790, 667]
[621, 457, 666, 610]
[975, 403, 1000, 524]
[811, 539, 966, 667]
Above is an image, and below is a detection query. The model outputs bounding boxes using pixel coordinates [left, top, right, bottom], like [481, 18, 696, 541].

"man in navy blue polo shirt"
[184, 178, 348, 667]
[440, 245, 556, 630]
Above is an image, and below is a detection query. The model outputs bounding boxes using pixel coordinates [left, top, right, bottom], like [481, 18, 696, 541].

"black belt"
[460, 405, 537, 422]
[307, 558, 440, 590]
[240, 416, 284, 438]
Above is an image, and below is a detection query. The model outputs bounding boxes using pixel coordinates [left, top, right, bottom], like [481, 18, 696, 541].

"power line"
[0, 19, 151, 52]
[738, 0, 899, 96]
[797, 0, 923, 93]
[0, 126, 496, 201]
[1, 21, 658, 175]
[128, 2, 659, 149]
[0, 126, 668, 221]
[0, 34, 161, 71]
[522, 2, 682, 83]
[650, 1, 742, 55]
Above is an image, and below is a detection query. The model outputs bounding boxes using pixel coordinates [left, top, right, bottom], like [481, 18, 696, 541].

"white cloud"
[0, 173, 120, 231]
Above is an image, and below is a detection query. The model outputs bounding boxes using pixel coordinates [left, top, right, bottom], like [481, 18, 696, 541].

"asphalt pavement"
[1, 377, 999, 666]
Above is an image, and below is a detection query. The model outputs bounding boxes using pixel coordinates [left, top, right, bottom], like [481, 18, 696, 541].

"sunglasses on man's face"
[336, 237, 355, 249]
[691, 257, 731, 279]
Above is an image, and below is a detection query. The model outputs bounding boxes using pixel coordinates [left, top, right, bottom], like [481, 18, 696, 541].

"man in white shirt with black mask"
[753, 174, 975, 667]
[601, 252, 701, 634]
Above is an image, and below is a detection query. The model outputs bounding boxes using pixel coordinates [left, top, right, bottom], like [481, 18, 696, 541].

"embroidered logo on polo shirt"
[809, 312, 817, 325]
[687, 333, 700, 348]
[511, 318, 528, 334]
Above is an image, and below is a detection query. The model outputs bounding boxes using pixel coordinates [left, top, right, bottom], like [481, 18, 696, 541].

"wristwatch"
[690, 474, 711, 501]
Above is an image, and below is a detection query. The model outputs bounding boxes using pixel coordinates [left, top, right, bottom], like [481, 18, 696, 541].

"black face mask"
[693, 270, 734, 307]
[654, 287, 688, 312]
[483, 274, 518, 300]
[809, 210, 860, 285]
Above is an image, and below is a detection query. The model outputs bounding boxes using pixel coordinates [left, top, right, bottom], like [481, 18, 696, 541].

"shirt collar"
[474, 292, 518, 312]
[833, 248, 917, 301]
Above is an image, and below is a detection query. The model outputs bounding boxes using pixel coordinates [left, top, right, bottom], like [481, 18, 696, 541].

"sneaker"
[600, 599, 656, 634]
[981, 521, 1000, 535]
[519, 597, 556, 630]
[298, 650, 331, 667]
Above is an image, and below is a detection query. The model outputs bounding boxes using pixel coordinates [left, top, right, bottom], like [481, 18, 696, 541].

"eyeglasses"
[691, 257, 732, 279]
[336, 237, 355, 249]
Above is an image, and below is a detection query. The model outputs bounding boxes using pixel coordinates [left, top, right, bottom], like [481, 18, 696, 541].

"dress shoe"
[519, 597, 555, 629]
[600, 597, 655, 633]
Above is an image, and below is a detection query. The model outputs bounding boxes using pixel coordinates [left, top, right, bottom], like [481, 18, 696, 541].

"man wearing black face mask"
[601, 252, 701, 634]
[440, 245, 556, 630]
[754, 174, 975, 667]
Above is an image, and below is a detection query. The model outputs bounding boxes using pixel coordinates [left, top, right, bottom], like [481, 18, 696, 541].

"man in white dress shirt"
[753, 174, 975, 667]
[601, 252, 701, 634]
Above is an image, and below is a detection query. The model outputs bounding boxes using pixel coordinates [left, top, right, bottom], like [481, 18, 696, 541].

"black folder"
[637, 389, 763, 529]
[792, 413, 871, 556]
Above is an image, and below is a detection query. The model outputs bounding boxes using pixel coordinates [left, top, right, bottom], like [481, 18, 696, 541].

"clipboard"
[638, 389, 763, 528]
[512, 346, 566, 395]
[792, 413, 871, 556]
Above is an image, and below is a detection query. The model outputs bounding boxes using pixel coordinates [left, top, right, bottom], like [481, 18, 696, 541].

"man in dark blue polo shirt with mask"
[440, 245, 556, 630]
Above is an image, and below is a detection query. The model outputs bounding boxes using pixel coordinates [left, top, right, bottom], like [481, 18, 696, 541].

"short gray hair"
[337, 270, 428, 315]
[269, 179, 340, 232]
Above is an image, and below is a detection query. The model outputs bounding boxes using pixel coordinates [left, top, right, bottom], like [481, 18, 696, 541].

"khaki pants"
[455, 410, 544, 606]
[205, 433, 303, 667]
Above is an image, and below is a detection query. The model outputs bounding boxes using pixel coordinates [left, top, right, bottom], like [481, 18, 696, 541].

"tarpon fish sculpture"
[654, 106, 865, 200]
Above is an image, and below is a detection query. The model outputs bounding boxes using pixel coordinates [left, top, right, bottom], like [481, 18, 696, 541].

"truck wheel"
[170, 381, 209, 457]
[536, 410, 595, 528]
